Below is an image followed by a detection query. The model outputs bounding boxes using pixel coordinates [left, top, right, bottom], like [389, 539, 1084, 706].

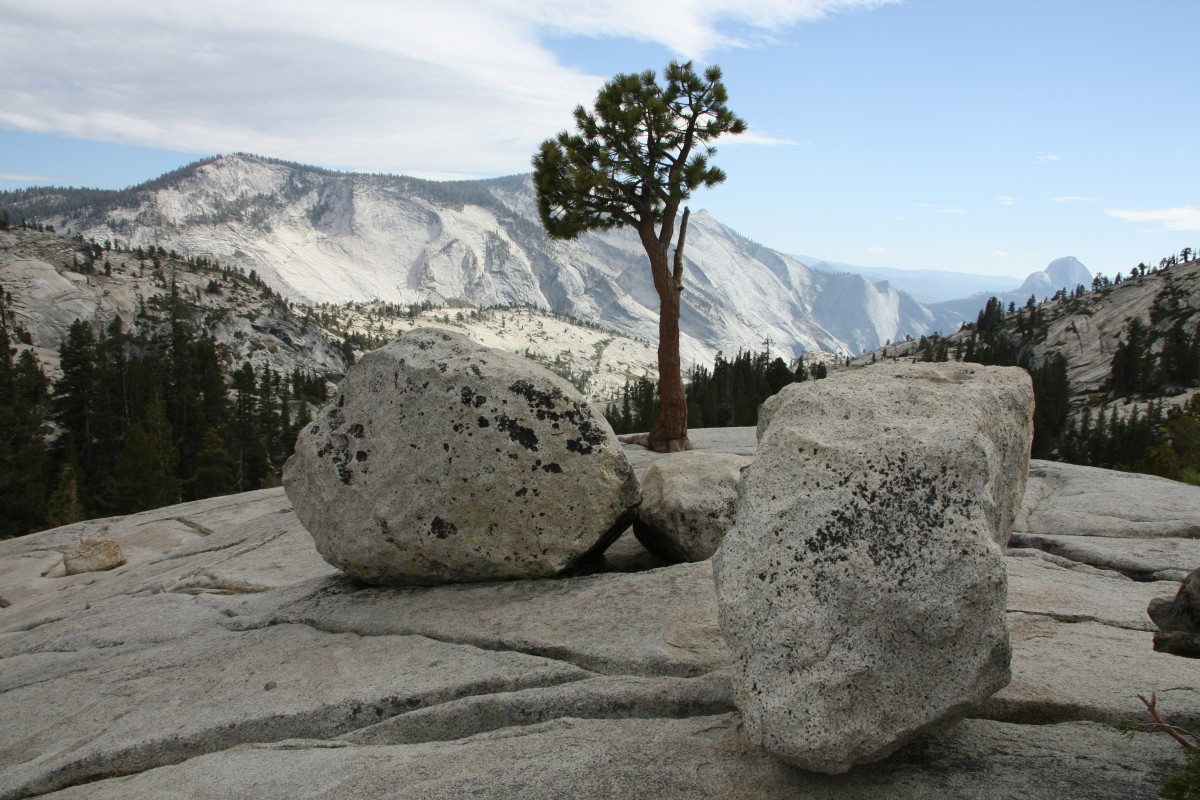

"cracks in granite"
[4, 653, 731, 799]
[170, 517, 218, 538]
[1010, 536, 1169, 583]
[3, 670, 598, 800]
[221, 609, 673, 678]
[1005, 607, 1151, 632]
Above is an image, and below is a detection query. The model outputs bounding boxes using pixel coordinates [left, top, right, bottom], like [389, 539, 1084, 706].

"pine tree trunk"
[623, 217, 693, 453]
[646, 279, 691, 451]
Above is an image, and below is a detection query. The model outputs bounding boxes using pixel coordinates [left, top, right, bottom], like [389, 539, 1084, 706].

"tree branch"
[672, 206, 690, 290]
[1139, 692, 1199, 749]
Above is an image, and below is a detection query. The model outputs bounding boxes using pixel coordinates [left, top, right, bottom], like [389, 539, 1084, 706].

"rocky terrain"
[861, 256, 1200, 415]
[1, 154, 1084, 365]
[0, 226, 659, 401]
[1, 418, 1198, 798]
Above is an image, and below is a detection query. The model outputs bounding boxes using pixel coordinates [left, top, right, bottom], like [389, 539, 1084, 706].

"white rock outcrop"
[283, 328, 639, 585]
[633, 451, 752, 562]
[715, 362, 1034, 774]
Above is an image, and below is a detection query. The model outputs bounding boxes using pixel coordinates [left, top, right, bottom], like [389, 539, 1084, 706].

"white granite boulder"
[714, 362, 1034, 774]
[633, 451, 752, 562]
[283, 329, 639, 585]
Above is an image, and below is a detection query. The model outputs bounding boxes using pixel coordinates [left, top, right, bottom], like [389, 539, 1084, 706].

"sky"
[1, 0, 1197, 281]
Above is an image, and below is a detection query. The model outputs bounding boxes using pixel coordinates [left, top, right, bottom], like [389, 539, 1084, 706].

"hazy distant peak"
[1018, 256, 1092, 297]
[1045, 256, 1091, 288]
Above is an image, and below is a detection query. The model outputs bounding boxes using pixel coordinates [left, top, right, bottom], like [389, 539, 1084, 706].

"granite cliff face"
[5, 154, 973, 366]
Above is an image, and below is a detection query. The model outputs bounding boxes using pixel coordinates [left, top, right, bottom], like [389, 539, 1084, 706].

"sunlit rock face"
[284, 328, 639, 585]
[715, 362, 1034, 774]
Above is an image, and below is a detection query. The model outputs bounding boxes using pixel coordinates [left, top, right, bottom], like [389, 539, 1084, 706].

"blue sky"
[1, 0, 1197, 280]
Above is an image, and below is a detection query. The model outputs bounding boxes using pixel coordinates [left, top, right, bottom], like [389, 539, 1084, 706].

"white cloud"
[991, 249, 1009, 259]
[721, 131, 805, 147]
[917, 203, 966, 215]
[510, 0, 899, 58]
[996, 195, 1016, 206]
[1036, 154, 1060, 164]
[1107, 206, 1200, 231]
[0, 0, 895, 179]
[0, 170, 62, 183]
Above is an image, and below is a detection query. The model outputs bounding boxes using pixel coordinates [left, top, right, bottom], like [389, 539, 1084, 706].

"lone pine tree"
[532, 61, 745, 452]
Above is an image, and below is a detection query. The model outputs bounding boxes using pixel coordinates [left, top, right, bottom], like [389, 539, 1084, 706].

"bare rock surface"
[620, 426, 757, 476]
[1005, 550, 1175, 631]
[715, 363, 1033, 774]
[283, 328, 639, 585]
[35, 716, 1181, 800]
[1011, 533, 1200, 582]
[1016, 459, 1200, 539]
[0, 426, 1195, 799]
[225, 560, 727, 678]
[989, 612, 1200, 728]
[633, 451, 752, 562]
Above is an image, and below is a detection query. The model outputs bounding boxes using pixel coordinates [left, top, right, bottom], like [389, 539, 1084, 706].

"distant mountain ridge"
[800, 258, 1023, 304]
[0, 153, 1083, 364]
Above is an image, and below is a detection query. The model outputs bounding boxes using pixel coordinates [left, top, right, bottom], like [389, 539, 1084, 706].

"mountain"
[855, 251, 1200, 480]
[801, 258, 1022, 304]
[1, 153, 972, 364]
[0, 225, 661, 403]
[1016, 256, 1092, 299]
[930, 257, 1094, 324]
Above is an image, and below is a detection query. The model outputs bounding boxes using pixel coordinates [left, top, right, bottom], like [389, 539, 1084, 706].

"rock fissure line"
[0, 672, 595, 800]
[172, 517, 219, 537]
[222, 612, 706, 677]
[340, 673, 734, 746]
[146, 537, 251, 565]
[1005, 608, 1153, 632]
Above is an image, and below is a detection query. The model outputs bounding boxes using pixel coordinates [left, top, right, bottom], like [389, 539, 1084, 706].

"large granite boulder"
[633, 451, 752, 562]
[283, 329, 639, 585]
[715, 362, 1034, 774]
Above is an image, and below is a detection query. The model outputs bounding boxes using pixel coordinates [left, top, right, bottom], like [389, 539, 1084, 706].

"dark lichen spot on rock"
[515, 487, 528, 497]
[430, 517, 458, 540]
[437, 362, 448, 374]
[541, 463, 563, 474]
[477, 417, 490, 428]
[470, 364, 483, 378]
[348, 423, 365, 438]
[442, 443, 450, 452]
[355, 451, 368, 462]
[460, 386, 487, 409]
[509, 380, 566, 410]
[497, 415, 539, 452]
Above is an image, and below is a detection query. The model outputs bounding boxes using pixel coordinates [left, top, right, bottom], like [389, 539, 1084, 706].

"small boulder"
[283, 329, 640, 585]
[633, 452, 752, 562]
[714, 362, 1033, 774]
[63, 539, 126, 576]
[1149, 567, 1200, 658]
